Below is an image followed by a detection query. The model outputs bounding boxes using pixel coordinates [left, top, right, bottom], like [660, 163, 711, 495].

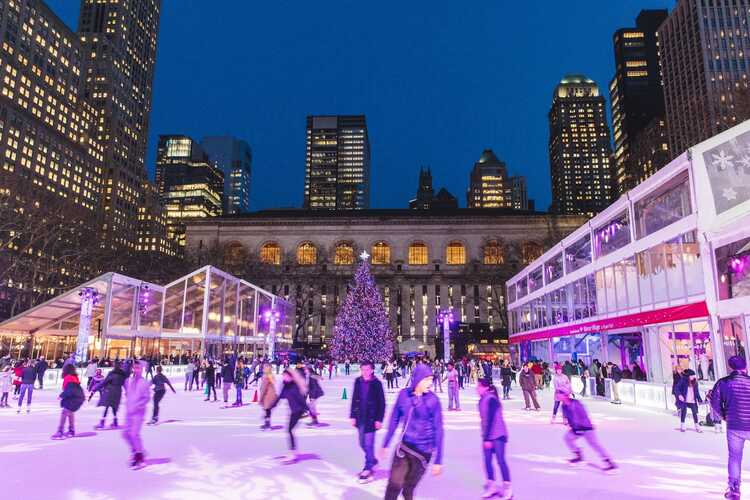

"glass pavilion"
[0, 266, 293, 362]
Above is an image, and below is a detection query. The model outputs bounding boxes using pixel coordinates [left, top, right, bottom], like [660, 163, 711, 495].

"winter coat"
[445, 368, 459, 386]
[124, 376, 151, 417]
[382, 364, 444, 464]
[20, 366, 36, 384]
[561, 399, 594, 434]
[152, 373, 174, 393]
[349, 376, 386, 433]
[259, 376, 277, 410]
[675, 376, 703, 405]
[0, 370, 11, 392]
[478, 391, 508, 441]
[221, 363, 234, 383]
[36, 360, 48, 376]
[710, 371, 750, 432]
[62, 374, 80, 389]
[85, 362, 98, 378]
[205, 365, 216, 384]
[272, 380, 308, 414]
[500, 366, 514, 386]
[234, 366, 244, 386]
[609, 365, 623, 383]
[96, 367, 126, 409]
[519, 370, 536, 391]
[553, 373, 572, 401]
[308, 375, 324, 400]
[12, 366, 22, 386]
[60, 379, 85, 412]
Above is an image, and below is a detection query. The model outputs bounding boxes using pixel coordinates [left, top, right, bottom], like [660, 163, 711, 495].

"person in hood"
[52, 364, 85, 439]
[122, 360, 151, 469]
[559, 387, 617, 474]
[0, 365, 11, 407]
[381, 364, 444, 500]
[270, 368, 308, 463]
[676, 368, 703, 433]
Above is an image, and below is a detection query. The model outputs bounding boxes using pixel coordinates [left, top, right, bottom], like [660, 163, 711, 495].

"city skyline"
[45, 0, 673, 211]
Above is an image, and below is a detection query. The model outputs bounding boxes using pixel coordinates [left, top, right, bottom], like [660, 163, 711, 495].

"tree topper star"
[360, 250, 370, 261]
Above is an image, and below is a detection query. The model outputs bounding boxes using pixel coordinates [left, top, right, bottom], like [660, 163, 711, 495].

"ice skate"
[480, 480, 499, 498]
[499, 481, 514, 500]
[51, 431, 65, 440]
[279, 453, 298, 465]
[357, 469, 374, 484]
[65, 430, 75, 438]
[129, 452, 145, 470]
[94, 419, 106, 430]
[725, 485, 741, 500]
[602, 458, 618, 475]
[568, 451, 584, 466]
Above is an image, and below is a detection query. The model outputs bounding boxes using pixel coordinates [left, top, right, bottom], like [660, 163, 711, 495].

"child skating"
[559, 387, 617, 474]
[52, 365, 85, 439]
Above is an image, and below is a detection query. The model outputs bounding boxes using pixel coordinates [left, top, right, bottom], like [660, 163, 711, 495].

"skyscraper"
[466, 149, 528, 210]
[77, 0, 161, 249]
[409, 167, 434, 209]
[610, 10, 669, 193]
[659, 0, 750, 155]
[304, 115, 370, 210]
[155, 136, 223, 247]
[201, 136, 252, 215]
[549, 75, 613, 217]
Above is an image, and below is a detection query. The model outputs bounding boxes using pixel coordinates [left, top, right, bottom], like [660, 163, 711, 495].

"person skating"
[87, 369, 105, 401]
[381, 364, 444, 500]
[444, 362, 461, 411]
[36, 357, 48, 389]
[551, 364, 571, 424]
[204, 361, 217, 401]
[17, 359, 36, 413]
[500, 360, 514, 400]
[51, 364, 85, 439]
[519, 364, 540, 411]
[93, 361, 126, 429]
[608, 362, 623, 404]
[477, 378, 512, 500]
[710, 355, 750, 500]
[184, 360, 194, 391]
[122, 360, 152, 469]
[305, 365, 324, 425]
[675, 369, 703, 433]
[0, 365, 11, 407]
[349, 361, 386, 483]
[270, 368, 308, 463]
[148, 365, 176, 425]
[559, 387, 617, 474]
[233, 359, 244, 406]
[84, 360, 98, 391]
[221, 356, 234, 403]
[259, 364, 277, 430]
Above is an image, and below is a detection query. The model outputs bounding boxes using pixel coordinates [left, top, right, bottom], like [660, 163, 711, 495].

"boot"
[110, 418, 119, 429]
[94, 419, 105, 430]
[568, 451, 584, 466]
[66, 429, 75, 438]
[481, 480, 499, 498]
[694, 423, 702, 433]
[725, 483, 741, 500]
[679, 423, 685, 432]
[51, 430, 65, 440]
[499, 482, 513, 500]
[602, 458, 618, 474]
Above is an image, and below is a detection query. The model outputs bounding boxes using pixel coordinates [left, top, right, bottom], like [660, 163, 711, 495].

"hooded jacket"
[710, 371, 750, 431]
[382, 364, 444, 464]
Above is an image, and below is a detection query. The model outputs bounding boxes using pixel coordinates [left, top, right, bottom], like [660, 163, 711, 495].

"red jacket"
[531, 364, 543, 375]
[13, 367, 22, 386]
[62, 374, 80, 390]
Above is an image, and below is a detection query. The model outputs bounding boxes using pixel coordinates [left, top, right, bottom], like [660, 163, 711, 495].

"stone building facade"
[185, 209, 585, 355]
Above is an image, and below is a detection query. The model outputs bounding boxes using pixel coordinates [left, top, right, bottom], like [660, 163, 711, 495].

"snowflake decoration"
[739, 155, 750, 171]
[723, 187, 738, 201]
[712, 150, 735, 171]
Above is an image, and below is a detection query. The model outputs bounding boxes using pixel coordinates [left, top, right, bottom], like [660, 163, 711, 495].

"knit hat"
[728, 355, 747, 371]
[683, 369, 695, 377]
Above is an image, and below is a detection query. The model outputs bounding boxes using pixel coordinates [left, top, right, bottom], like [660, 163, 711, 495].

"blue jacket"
[382, 364, 444, 464]
[349, 376, 386, 433]
[561, 399, 594, 434]
[711, 371, 750, 431]
[675, 376, 703, 405]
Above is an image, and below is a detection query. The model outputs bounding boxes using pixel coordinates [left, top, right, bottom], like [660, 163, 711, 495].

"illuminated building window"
[483, 240, 504, 265]
[334, 242, 354, 265]
[297, 242, 317, 265]
[446, 241, 466, 265]
[371, 241, 390, 265]
[522, 241, 543, 264]
[408, 242, 428, 265]
[260, 242, 281, 265]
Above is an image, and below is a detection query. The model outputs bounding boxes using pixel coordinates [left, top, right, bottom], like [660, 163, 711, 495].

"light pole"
[76, 287, 100, 364]
[438, 309, 454, 363]
[263, 308, 281, 361]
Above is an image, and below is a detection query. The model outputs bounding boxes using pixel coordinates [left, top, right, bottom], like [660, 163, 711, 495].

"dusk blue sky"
[48, 1, 674, 211]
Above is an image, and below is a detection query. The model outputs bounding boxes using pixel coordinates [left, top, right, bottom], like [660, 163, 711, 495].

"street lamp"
[438, 308, 455, 363]
[263, 307, 281, 360]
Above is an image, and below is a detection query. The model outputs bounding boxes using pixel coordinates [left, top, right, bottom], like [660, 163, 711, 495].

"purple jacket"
[710, 371, 750, 431]
[478, 391, 508, 441]
[561, 399, 594, 434]
[382, 364, 444, 464]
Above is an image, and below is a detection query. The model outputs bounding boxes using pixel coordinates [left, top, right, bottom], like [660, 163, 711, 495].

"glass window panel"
[408, 242, 428, 265]
[108, 284, 135, 329]
[681, 231, 703, 296]
[522, 242, 543, 264]
[721, 317, 747, 374]
[207, 275, 225, 336]
[162, 282, 185, 333]
[565, 235, 592, 273]
[544, 253, 564, 284]
[517, 277, 528, 299]
[607, 332, 647, 380]
[586, 274, 598, 317]
[691, 320, 714, 382]
[658, 322, 692, 380]
[182, 272, 207, 335]
[139, 287, 162, 332]
[604, 266, 616, 312]
[297, 242, 317, 265]
[238, 286, 256, 337]
[593, 211, 631, 258]
[260, 242, 281, 265]
[372, 242, 391, 265]
[256, 293, 273, 336]
[634, 171, 691, 239]
[595, 269, 608, 314]
[507, 283, 516, 304]
[223, 281, 238, 337]
[446, 241, 466, 265]
[665, 236, 686, 302]
[715, 236, 750, 300]
[335, 243, 355, 265]
[483, 240, 504, 265]
[622, 256, 639, 309]
[613, 260, 629, 311]
[636, 251, 654, 306]
[528, 266, 543, 293]
[648, 244, 668, 303]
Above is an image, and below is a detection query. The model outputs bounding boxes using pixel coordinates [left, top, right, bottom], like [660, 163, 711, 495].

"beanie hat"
[729, 355, 747, 371]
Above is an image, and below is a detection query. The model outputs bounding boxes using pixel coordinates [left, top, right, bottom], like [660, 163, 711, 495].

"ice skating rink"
[1, 373, 748, 499]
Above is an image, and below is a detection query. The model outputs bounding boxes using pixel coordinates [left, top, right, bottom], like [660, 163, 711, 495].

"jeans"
[18, 383, 33, 407]
[184, 372, 193, 391]
[522, 389, 540, 409]
[564, 429, 610, 460]
[448, 382, 460, 410]
[235, 385, 242, 405]
[57, 408, 75, 433]
[483, 437, 510, 482]
[358, 426, 376, 471]
[191, 371, 200, 390]
[553, 400, 561, 416]
[205, 382, 217, 400]
[122, 412, 145, 455]
[502, 384, 511, 399]
[222, 381, 231, 402]
[37, 372, 45, 389]
[288, 411, 304, 450]
[680, 402, 699, 423]
[385, 444, 430, 500]
[152, 390, 165, 421]
[0, 392, 7, 405]
[727, 429, 750, 491]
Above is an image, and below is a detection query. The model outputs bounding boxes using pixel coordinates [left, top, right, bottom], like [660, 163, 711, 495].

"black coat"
[97, 367, 125, 409]
[273, 381, 307, 414]
[349, 377, 386, 433]
[60, 382, 85, 412]
[308, 376, 324, 400]
[500, 367, 514, 386]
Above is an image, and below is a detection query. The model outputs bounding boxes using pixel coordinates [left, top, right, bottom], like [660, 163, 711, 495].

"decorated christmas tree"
[331, 255, 394, 362]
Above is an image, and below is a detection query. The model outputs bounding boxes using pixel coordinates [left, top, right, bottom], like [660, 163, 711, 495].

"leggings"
[206, 383, 217, 400]
[0, 392, 7, 405]
[288, 411, 304, 450]
[103, 405, 118, 418]
[483, 437, 511, 482]
[680, 402, 699, 423]
[385, 444, 430, 500]
[553, 400, 561, 416]
[502, 384, 511, 398]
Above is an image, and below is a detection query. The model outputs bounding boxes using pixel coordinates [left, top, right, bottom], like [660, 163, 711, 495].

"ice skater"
[204, 361, 217, 401]
[675, 369, 703, 433]
[17, 359, 36, 413]
[500, 360, 514, 400]
[87, 369, 104, 400]
[559, 387, 617, 473]
[233, 359, 244, 406]
[93, 361, 126, 429]
[381, 364, 444, 500]
[52, 365, 85, 439]
[349, 361, 386, 483]
[477, 378, 512, 499]
[551, 364, 571, 424]
[122, 360, 152, 469]
[270, 368, 308, 463]
[519, 363, 540, 411]
[0, 365, 11, 407]
[305, 365, 324, 426]
[149, 365, 176, 425]
[259, 364, 277, 430]
[444, 361, 460, 411]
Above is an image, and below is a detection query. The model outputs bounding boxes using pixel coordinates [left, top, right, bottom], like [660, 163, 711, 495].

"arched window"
[371, 241, 391, 265]
[408, 242, 428, 265]
[522, 241, 543, 264]
[297, 242, 317, 265]
[334, 242, 354, 265]
[483, 240, 504, 265]
[446, 241, 466, 265]
[224, 241, 246, 267]
[259, 242, 281, 265]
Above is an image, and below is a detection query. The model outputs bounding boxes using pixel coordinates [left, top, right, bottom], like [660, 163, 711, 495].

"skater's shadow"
[269, 425, 284, 431]
[75, 431, 97, 438]
[144, 457, 171, 466]
[160, 419, 182, 425]
[293, 453, 321, 463]
[311, 422, 332, 428]
[372, 469, 390, 481]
